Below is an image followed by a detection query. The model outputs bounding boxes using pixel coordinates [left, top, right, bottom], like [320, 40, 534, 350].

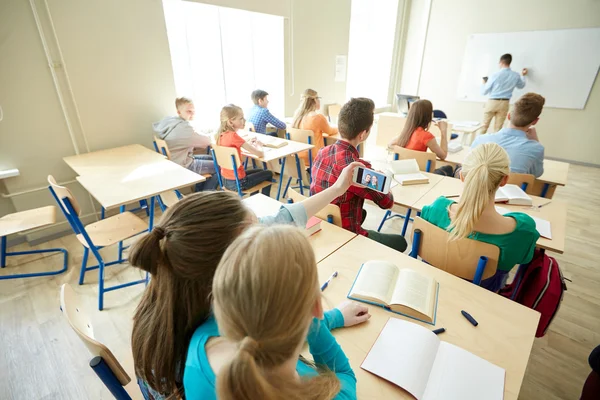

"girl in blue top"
[206, 224, 356, 400]
[129, 162, 369, 399]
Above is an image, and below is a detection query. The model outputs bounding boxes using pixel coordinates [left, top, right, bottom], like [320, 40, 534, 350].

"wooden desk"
[317, 235, 539, 400]
[411, 177, 567, 253]
[390, 173, 445, 209]
[63, 144, 166, 176]
[242, 194, 356, 263]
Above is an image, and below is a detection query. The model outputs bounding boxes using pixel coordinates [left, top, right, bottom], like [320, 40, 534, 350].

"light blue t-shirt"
[471, 127, 545, 177]
[481, 67, 526, 99]
[183, 310, 356, 400]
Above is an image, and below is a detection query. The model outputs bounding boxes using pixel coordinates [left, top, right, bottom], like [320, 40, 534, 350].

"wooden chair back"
[287, 189, 343, 227]
[212, 145, 243, 171]
[48, 175, 81, 216]
[153, 136, 172, 159]
[287, 127, 315, 145]
[508, 173, 535, 192]
[246, 121, 256, 132]
[376, 114, 406, 147]
[412, 217, 499, 281]
[60, 284, 131, 386]
[389, 145, 437, 172]
[327, 104, 342, 123]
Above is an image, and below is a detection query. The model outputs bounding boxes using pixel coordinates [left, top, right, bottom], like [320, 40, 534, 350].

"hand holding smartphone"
[352, 166, 392, 194]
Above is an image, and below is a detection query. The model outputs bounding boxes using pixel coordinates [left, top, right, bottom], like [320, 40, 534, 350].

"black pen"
[432, 328, 445, 335]
[461, 310, 478, 326]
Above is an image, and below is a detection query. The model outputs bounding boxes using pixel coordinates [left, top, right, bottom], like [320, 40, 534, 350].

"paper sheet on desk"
[495, 206, 552, 239]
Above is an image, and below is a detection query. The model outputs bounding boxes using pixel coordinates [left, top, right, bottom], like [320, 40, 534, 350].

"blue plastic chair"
[60, 284, 134, 399]
[48, 176, 149, 310]
[211, 146, 272, 198]
[410, 217, 499, 285]
[433, 109, 447, 119]
[0, 206, 68, 280]
[284, 128, 314, 197]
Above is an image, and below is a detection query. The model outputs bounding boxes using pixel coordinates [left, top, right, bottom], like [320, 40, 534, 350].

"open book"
[362, 318, 505, 400]
[348, 260, 439, 324]
[260, 135, 288, 149]
[496, 206, 552, 239]
[495, 184, 532, 206]
[388, 159, 429, 186]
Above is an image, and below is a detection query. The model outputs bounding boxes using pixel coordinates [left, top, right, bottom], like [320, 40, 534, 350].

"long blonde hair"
[292, 89, 319, 128]
[213, 225, 341, 400]
[216, 104, 243, 145]
[449, 143, 510, 240]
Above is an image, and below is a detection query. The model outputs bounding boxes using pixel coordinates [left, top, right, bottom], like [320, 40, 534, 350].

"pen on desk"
[461, 310, 479, 326]
[432, 328, 446, 335]
[445, 194, 461, 198]
[320, 271, 338, 291]
[534, 201, 552, 209]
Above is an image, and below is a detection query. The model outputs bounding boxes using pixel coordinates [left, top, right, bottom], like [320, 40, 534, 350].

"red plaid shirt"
[310, 140, 394, 236]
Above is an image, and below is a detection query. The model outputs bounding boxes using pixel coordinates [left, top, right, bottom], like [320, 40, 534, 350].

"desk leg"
[276, 157, 287, 201]
[148, 196, 155, 231]
[401, 208, 412, 237]
[118, 205, 125, 262]
[541, 183, 550, 198]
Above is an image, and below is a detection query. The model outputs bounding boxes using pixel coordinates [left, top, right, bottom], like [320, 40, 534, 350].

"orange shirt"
[298, 114, 338, 165]
[218, 131, 247, 180]
[405, 127, 435, 152]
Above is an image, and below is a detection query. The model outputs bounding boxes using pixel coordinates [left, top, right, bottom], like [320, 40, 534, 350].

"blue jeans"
[224, 169, 272, 196]
[189, 155, 219, 191]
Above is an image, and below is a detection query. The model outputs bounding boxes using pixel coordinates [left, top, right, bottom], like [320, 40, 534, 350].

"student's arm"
[323, 302, 371, 331]
[532, 146, 545, 178]
[307, 319, 357, 399]
[241, 140, 265, 158]
[517, 70, 527, 89]
[427, 121, 448, 160]
[388, 135, 401, 148]
[481, 74, 495, 95]
[318, 114, 338, 135]
[264, 109, 287, 130]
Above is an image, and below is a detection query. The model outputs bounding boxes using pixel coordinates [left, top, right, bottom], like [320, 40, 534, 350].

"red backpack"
[499, 249, 567, 337]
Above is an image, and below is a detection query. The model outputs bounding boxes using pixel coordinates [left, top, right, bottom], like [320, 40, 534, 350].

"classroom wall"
[412, 0, 600, 165]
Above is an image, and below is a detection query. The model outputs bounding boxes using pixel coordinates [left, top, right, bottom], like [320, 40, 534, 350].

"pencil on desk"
[445, 194, 461, 198]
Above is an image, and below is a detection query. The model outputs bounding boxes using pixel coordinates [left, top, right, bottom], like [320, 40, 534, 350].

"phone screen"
[356, 167, 387, 192]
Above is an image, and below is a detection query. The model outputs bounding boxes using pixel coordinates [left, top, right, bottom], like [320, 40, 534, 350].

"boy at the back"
[310, 98, 407, 252]
[471, 92, 545, 177]
[247, 90, 286, 137]
[153, 97, 218, 190]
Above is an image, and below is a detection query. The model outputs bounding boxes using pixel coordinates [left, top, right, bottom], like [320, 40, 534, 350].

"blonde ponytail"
[217, 104, 243, 145]
[449, 143, 510, 240]
[292, 89, 319, 128]
[213, 225, 341, 400]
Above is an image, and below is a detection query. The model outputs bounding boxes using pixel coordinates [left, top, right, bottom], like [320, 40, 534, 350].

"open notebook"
[495, 184, 532, 206]
[388, 159, 429, 186]
[260, 135, 288, 148]
[496, 206, 552, 239]
[362, 318, 505, 400]
[347, 260, 438, 325]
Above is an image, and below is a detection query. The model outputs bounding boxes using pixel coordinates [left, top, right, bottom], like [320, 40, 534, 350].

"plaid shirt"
[247, 105, 286, 134]
[310, 140, 394, 236]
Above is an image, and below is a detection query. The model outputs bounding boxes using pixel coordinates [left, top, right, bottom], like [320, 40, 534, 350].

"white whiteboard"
[456, 28, 600, 109]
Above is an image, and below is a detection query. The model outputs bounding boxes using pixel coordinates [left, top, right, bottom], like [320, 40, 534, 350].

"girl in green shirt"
[421, 143, 539, 292]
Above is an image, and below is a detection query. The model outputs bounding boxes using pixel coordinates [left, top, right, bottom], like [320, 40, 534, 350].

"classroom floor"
[1, 142, 598, 399]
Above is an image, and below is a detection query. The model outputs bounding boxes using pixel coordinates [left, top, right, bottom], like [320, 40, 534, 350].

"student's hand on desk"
[332, 162, 363, 194]
[336, 301, 371, 327]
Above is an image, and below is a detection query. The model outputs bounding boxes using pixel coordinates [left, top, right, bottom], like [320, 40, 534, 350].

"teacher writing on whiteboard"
[479, 53, 528, 134]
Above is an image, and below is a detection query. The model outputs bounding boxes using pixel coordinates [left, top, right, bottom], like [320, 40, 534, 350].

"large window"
[346, 0, 399, 107]
[162, 0, 284, 129]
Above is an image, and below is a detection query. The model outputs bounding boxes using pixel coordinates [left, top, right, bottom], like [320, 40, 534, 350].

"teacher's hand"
[522, 68, 528, 76]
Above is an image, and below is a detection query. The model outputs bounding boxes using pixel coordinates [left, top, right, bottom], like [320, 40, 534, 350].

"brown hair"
[175, 97, 193, 110]
[510, 93, 545, 127]
[216, 104, 244, 145]
[251, 89, 269, 105]
[338, 97, 375, 140]
[500, 53, 512, 66]
[292, 89, 320, 128]
[130, 191, 251, 395]
[213, 225, 341, 400]
[394, 99, 433, 147]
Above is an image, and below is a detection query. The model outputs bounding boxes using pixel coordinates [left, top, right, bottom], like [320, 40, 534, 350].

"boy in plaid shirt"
[310, 98, 407, 252]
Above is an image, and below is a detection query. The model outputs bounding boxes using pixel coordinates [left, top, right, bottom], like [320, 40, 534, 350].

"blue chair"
[60, 284, 134, 399]
[0, 206, 68, 280]
[378, 148, 437, 236]
[284, 127, 314, 197]
[211, 145, 272, 198]
[153, 136, 186, 203]
[48, 176, 148, 310]
[433, 109, 447, 119]
[410, 217, 499, 285]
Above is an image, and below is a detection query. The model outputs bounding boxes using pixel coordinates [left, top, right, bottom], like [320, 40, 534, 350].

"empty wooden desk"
[317, 235, 539, 400]
[63, 144, 166, 176]
[243, 194, 356, 263]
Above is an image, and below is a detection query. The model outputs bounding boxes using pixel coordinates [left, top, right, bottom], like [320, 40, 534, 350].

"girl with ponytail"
[131, 163, 369, 399]
[420, 143, 539, 291]
[209, 225, 356, 400]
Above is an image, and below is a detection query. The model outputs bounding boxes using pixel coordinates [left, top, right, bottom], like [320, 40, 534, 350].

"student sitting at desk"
[217, 104, 273, 196]
[130, 164, 370, 400]
[388, 99, 453, 176]
[205, 225, 358, 399]
[311, 97, 407, 252]
[471, 93, 545, 178]
[420, 143, 539, 292]
[153, 97, 218, 190]
[247, 89, 287, 137]
[292, 89, 339, 167]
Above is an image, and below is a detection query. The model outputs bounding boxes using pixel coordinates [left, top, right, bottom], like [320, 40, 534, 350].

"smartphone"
[352, 166, 392, 194]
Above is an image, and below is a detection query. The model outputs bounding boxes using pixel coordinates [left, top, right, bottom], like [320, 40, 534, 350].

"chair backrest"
[389, 145, 436, 172]
[287, 189, 343, 227]
[327, 104, 342, 123]
[212, 145, 242, 172]
[153, 135, 172, 159]
[433, 109, 447, 119]
[48, 175, 81, 216]
[246, 121, 256, 132]
[412, 217, 499, 281]
[508, 173, 535, 192]
[376, 114, 406, 147]
[60, 284, 131, 386]
[287, 127, 314, 144]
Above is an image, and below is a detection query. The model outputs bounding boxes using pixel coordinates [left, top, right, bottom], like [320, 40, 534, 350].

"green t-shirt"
[421, 196, 539, 272]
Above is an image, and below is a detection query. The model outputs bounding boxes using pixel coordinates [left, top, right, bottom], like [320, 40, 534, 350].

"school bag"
[499, 249, 567, 338]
